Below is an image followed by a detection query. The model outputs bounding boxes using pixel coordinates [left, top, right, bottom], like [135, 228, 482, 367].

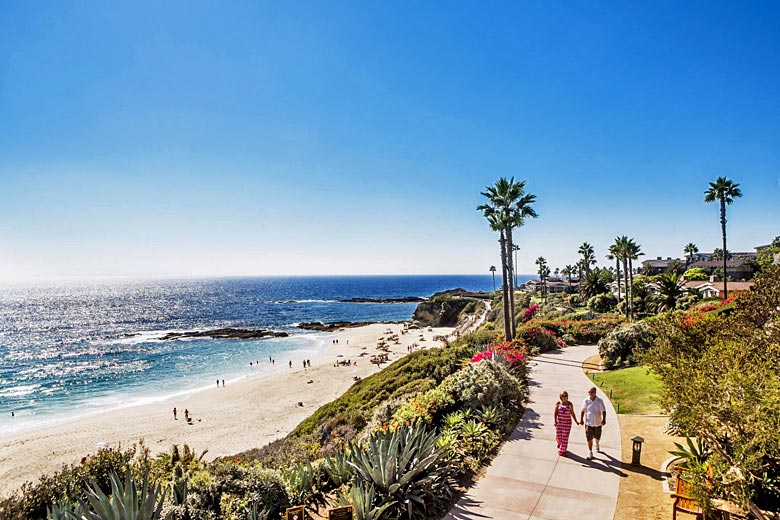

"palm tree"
[683, 243, 698, 268]
[712, 247, 729, 261]
[580, 267, 612, 299]
[656, 271, 685, 312]
[612, 235, 641, 319]
[704, 177, 742, 299]
[613, 236, 631, 319]
[489, 265, 497, 292]
[608, 241, 623, 302]
[561, 264, 575, 292]
[626, 238, 643, 320]
[512, 244, 520, 287]
[479, 178, 538, 340]
[479, 209, 512, 340]
[479, 177, 538, 339]
[535, 256, 550, 302]
[578, 242, 596, 276]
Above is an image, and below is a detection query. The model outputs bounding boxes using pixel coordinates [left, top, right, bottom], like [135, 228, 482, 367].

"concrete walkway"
[445, 345, 623, 520]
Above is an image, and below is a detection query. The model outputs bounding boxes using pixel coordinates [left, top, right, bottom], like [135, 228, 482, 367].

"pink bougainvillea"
[524, 305, 540, 320]
[471, 340, 527, 370]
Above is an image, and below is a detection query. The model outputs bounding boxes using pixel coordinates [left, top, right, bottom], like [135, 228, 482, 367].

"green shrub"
[683, 267, 709, 281]
[587, 293, 617, 313]
[440, 359, 524, 414]
[389, 386, 455, 429]
[291, 342, 476, 438]
[0, 446, 138, 520]
[207, 463, 289, 520]
[597, 321, 656, 369]
[675, 292, 701, 310]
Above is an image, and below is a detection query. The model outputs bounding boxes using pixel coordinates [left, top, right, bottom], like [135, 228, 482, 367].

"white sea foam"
[0, 384, 40, 397]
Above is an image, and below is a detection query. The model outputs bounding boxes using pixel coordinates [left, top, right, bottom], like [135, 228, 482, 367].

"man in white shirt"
[580, 386, 607, 460]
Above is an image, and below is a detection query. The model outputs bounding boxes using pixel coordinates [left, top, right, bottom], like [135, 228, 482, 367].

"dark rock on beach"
[159, 328, 289, 340]
[297, 321, 374, 332]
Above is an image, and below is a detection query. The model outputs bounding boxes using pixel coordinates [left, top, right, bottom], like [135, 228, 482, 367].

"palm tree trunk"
[498, 231, 512, 341]
[615, 257, 621, 301]
[505, 227, 517, 338]
[720, 200, 728, 299]
[628, 257, 635, 320]
[622, 257, 629, 318]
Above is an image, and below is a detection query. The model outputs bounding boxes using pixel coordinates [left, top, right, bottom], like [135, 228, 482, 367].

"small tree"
[645, 266, 780, 516]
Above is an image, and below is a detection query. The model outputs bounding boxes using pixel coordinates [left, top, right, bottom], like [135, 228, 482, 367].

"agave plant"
[477, 405, 506, 429]
[284, 461, 327, 511]
[670, 437, 712, 468]
[324, 450, 355, 487]
[248, 501, 274, 520]
[47, 501, 86, 520]
[442, 411, 465, 429]
[79, 470, 167, 520]
[334, 483, 395, 520]
[347, 424, 453, 520]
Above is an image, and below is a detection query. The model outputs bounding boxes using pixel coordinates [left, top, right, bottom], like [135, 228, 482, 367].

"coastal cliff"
[412, 289, 487, 327]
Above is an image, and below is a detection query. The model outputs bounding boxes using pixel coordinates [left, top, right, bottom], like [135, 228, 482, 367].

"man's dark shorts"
[586, 425, 602, 441]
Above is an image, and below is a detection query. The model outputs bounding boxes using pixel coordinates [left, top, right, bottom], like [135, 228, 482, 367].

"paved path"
[445, 345, 623, 520]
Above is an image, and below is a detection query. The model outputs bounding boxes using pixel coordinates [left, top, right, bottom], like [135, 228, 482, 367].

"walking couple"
[554, 386, 606, 458]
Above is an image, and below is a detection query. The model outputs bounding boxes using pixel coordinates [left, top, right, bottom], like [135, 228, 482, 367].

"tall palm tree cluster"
[609, 235, 642, 320]
[478, 177, 538, 341]
[535, 256, 550, 302]
[479, 176, 742, 328]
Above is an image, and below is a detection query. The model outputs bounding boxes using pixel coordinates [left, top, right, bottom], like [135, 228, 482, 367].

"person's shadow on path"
[445, 496, 490, 520]
[566, 451, 628, 477]
[507, 407, 543, 441]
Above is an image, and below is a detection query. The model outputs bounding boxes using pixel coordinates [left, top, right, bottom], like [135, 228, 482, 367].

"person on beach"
[216, 379, 220, 388]
[173, 407, 177, 420]
[580, 387, 607, 459]
[554, 391, 579, 456]
[184, 409, 190, 421]
[221, 379, 225, 387]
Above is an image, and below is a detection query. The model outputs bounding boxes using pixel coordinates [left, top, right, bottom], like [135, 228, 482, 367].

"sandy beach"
[0, 322, 454, 498]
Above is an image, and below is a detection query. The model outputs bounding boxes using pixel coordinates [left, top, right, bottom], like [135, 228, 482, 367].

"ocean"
[0, 275, 529, 437]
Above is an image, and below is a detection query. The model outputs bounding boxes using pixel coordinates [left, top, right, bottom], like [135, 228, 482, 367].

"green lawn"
[587, 366, 664, 415]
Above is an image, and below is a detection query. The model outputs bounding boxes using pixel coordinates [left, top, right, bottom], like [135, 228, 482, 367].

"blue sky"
[1, 1, 778, 280]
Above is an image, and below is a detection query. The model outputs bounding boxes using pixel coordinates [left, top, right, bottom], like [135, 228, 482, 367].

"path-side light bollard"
[631, 436, 645, 465]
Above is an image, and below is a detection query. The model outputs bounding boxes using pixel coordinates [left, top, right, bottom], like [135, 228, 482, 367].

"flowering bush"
[470, 340, 527, 374]
[517, 326, 560, 354]
[523, 305, 540, 321]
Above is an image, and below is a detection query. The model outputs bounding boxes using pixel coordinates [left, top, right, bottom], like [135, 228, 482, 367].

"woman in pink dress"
[554, 390, 580, 456]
